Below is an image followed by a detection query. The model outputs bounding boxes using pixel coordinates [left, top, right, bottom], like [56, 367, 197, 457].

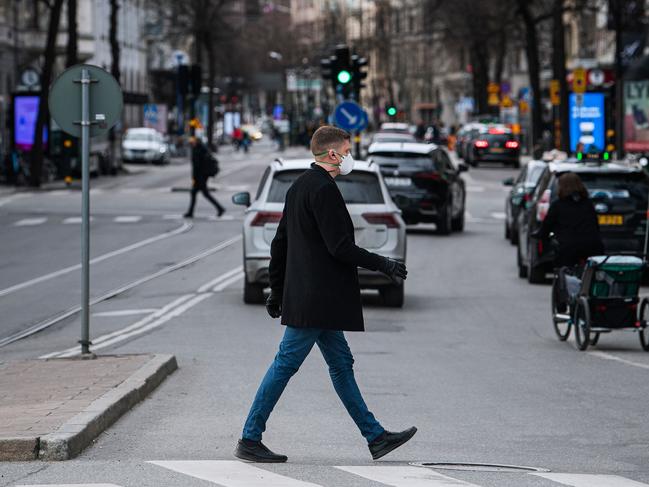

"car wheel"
[380, 282, 404, 308]
[510, 222, 519, 246]
[505, 222, 511, 240]
[517, 243, 528, 278]
[436, 202, 452, 235]
[243, 276, 265, 304]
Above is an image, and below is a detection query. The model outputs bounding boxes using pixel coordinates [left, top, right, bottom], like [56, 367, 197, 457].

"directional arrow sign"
[334, 101, 366, 132]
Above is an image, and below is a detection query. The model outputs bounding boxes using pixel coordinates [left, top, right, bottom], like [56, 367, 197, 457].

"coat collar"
[311, 162, 334, 178]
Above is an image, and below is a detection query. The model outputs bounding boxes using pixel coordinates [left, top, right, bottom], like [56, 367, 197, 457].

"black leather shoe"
[368, 427, 417, 460]
[234, 439, 287, 463]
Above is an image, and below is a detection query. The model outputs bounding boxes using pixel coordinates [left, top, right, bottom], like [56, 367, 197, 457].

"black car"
[517, 160, 649, 283]
[465, 129, 520, 167]
[367, 142, 468, 234]
[503, 159, 546, 244]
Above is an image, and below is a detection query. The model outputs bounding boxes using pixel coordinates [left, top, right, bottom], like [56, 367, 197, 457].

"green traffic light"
[603, 151, 610, 161]
[387, 107, 397, 116]
[337, 70, 352, 84]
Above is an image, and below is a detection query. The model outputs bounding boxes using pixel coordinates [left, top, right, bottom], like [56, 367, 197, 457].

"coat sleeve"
[268, 209, 288, 295]
[312, 182, 384, 271]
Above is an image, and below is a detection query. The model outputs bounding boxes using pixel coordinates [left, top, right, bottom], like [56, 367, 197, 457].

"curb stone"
[35, 353, 178, 461]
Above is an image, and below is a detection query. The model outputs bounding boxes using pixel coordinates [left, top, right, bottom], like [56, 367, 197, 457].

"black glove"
[378, 257, 408, 281]
[266, 290, 282, 318]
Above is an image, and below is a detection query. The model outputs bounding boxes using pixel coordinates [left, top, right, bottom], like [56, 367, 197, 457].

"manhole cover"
[410, 462, 550, 473]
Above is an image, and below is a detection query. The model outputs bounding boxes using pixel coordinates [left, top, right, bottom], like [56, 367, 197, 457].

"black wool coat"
[191, 143, 210, 183]
[268, 164, 385, 331]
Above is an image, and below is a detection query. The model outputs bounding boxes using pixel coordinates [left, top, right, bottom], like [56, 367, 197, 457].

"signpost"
[49, 64, 123, 356]
[334, 100, 368, 159]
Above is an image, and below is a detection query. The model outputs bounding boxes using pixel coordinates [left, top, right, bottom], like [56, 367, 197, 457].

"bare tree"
[108, 0, 120, 173]
[65, 0, 78, 67]
[31, 0, 65, 187]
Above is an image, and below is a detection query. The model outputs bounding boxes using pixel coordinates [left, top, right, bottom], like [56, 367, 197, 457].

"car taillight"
[536, 189, 551, 222]
[362, 212, 400, 228]
[505, 140, 519, 149]
[251, 211, 282, 226]
[415, 171, 441, 180]
[474, 140, 489, 148]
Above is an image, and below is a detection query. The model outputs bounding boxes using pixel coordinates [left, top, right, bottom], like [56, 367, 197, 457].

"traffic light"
[386, 104, 397, 118]
[334, 45, 352, 98]
[351, 54, 368, 100]
[606, 128, 616, 153]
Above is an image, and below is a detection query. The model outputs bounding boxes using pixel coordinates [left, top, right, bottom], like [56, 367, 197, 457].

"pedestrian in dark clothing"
[184, 136, 225, 218]
[234, 126, 416, 464]
[534, 172, 604, 267]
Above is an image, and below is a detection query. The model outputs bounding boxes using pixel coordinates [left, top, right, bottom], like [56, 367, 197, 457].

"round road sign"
[49, 64, 123, 138]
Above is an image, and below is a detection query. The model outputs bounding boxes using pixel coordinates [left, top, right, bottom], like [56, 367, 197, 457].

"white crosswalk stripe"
[533, 473, 649, 487]
[17, 484, 121, 487]
[149, 460, 323, 487]
[336, 466, 480, 486]
[13, 217, 47, 226]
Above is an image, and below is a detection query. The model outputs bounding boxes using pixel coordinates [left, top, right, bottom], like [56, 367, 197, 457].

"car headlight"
[159, 146, 167, 153]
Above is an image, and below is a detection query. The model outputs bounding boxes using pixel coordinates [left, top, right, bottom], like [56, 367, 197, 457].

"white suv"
[232, 158, 407, 307]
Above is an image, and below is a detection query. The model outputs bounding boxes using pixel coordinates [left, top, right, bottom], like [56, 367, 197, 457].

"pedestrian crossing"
[14, 462, 649, 487]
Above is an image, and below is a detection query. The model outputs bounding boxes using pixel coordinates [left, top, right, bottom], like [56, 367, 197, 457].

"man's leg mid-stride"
[316, 330, 417, 460]
[235, 326, 320, 463]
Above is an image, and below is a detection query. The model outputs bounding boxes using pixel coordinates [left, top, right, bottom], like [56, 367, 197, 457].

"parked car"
[232, 158, 407, 307]
[122, 128, 169, 165]
[516, 158, 649, 283]
[370, 132, 416, 144]
[465, 127, 520, 167]
[503, 159, 547, 244]
[379, 122, 411, 133]
[455, 123, 484, 160]
[366, 142, 468, 234]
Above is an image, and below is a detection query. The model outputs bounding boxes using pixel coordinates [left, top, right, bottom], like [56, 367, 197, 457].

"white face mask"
[335, 151, 355, 175]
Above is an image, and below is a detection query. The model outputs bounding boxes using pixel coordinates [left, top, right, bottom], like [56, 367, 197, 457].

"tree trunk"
[552, 0, 569, 152]
[470, 42, 489, 115]
[65, 0, 78, 67]
[494, 29, 507, 87]
[518, 0, 542, 151]
[205, 37, 216, 151]
[30, 0, 64, 187]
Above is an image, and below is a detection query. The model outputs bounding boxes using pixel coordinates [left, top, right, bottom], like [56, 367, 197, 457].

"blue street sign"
[334, 101, 368, 132]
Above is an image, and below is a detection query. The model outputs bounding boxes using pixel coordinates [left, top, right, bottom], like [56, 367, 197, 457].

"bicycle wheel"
[589, 333, 600, 346]
[638, 298, 649, 351]
[551, 276, 571, 341]
[574, 297, 591, 351]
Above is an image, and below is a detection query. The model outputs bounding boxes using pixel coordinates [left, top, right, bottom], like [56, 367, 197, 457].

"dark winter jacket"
[191, 142, 211, 183]
[537, 194, 605, 266]
[268, 163, 385, 331]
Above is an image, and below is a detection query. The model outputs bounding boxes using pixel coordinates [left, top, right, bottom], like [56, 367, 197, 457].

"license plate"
[490, 148, 504, 153]
[384, 177, 412, 187]
[598, 214, 623, 225]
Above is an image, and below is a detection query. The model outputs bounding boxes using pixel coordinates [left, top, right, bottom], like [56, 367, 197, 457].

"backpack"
[206, 153, 220, 177]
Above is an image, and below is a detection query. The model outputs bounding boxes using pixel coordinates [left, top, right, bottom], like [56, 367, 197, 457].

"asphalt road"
[2, 141, 649, 487]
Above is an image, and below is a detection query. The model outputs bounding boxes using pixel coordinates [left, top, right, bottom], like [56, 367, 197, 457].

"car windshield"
[483, 134, 512, 143]
[125, 133, 157, 142]
[372, 134, 415, 143]
[580, 173, 649, 204]
[267, 170, 384, 204]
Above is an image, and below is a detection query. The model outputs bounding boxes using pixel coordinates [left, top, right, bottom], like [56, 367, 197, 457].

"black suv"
[517, 159, 649, 283]
[367, 142, 468, 234]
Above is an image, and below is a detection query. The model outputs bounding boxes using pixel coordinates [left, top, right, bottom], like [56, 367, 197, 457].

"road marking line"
[490, 212, 506, 220]
[533, 473, 649, 487]
[197, 267, 243, 292]
[149, 460, 323, 487]
[0, 193, 27, 207]
[219, 162, 255, 178]
[17, 485, 122, 487]
[63, 217, 92, 224]
[336, 466, 481, 486]
[92, 309, 158, 317]
[114, 215, 142, 223]
[40, 295, 195, 358]
[212, 272, 244, 292]
[163, 214, 183, 220]
[14, 217, 47, 226]
[0, 222, 192, 299]
[588, 351, 649, 371]
[466, 185, 485, 193]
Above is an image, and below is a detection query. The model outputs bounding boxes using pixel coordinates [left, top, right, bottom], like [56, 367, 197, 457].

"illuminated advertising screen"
[569, 93, 605, 153]
[14, 95, 48, 151]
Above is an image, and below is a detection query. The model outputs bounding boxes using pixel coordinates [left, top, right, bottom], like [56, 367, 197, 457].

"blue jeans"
[242, 326, 385, 443]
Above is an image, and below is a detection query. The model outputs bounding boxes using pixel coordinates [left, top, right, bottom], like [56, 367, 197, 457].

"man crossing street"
[234, 126, 416, 463]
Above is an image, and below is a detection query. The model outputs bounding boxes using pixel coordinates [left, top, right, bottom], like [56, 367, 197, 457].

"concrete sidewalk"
[0, 354, 177, 461]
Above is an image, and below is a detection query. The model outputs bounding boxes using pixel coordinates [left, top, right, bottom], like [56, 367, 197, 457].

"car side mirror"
[458, 163, 469, 173]
[232, 191, 251, 207]
[502, 177, 515, 186]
